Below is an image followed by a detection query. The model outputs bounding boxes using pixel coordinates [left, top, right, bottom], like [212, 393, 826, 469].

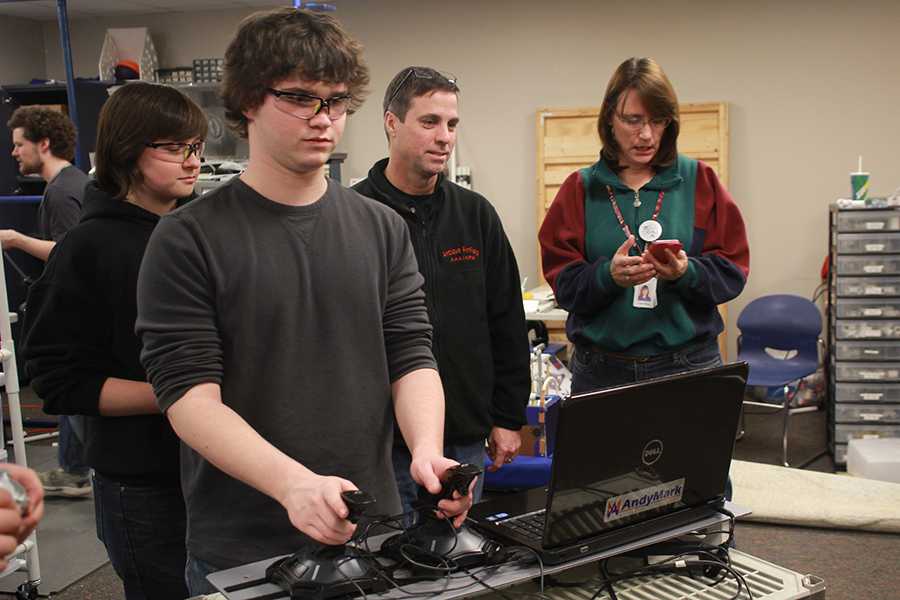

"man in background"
[3, 106, 90, 497]
[353, 67, 530, 511]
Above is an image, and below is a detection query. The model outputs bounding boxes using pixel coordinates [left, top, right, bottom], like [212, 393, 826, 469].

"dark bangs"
[95, 82, 207, 199]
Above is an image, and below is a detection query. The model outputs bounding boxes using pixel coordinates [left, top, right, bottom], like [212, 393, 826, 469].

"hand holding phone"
[648, 239, 683, 263]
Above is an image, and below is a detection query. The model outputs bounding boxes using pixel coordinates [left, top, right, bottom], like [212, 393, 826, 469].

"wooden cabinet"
[535, 102, 731, 359]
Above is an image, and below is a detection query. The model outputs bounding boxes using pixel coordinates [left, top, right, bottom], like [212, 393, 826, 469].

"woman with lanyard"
[539, 56, 749, 394]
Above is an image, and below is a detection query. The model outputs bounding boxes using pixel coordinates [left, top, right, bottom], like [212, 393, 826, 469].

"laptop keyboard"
[499, 510, 547, 542]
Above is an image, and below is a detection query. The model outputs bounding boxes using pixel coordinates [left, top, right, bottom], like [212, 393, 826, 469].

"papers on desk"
[523, 285, 557, 314]
[523, 298, 556, 313]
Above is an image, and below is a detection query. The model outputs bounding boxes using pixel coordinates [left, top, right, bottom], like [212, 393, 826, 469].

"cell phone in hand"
[648, 239, 683, 263]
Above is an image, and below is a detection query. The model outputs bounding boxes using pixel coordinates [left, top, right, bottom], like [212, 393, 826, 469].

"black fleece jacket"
[22, 182, 180, 484]
[354, 159, 530, 444]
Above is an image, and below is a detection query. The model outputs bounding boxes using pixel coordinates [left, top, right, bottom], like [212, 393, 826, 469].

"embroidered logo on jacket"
[442, 245, 481, 264]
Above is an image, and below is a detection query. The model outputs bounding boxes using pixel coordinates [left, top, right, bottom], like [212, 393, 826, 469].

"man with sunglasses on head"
[135, 11, 471, 594]
[354, 67, 530, 513]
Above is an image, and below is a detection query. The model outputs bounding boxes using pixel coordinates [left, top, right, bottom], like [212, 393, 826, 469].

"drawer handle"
[860, 392, 884, 400]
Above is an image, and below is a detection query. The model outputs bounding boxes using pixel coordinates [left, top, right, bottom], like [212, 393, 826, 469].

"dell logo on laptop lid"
[642, 439, 663, 466]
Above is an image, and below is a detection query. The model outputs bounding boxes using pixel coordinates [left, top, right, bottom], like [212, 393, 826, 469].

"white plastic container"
[847, 437, 900, 483]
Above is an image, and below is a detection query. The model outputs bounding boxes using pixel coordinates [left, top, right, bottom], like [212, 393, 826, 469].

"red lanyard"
[605, 185, 665, 253]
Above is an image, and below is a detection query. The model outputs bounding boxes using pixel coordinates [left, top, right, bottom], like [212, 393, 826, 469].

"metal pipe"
[0, 221, 41, 583]
[56, 0, 83, 170]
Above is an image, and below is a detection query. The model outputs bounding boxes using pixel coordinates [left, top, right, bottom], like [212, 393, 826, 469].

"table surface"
[209, 503, 749, 600]
[525, 307, 568, 322]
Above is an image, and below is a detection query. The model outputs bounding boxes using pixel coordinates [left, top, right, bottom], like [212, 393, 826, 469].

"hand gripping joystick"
[439, 463, 482, 500]
[266, 489, 385, 599]
[416, 462, 483, 509]
[381, 463, 505, 575]
[341, 489, 376, 525]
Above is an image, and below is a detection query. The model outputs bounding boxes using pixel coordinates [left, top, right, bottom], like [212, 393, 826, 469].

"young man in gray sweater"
[135, 9, 472, 595]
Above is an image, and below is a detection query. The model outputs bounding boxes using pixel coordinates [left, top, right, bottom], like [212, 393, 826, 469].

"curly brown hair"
[221, 7, 370, 138]
[597, 57, 680, 172]
[7, 106, 77, 161]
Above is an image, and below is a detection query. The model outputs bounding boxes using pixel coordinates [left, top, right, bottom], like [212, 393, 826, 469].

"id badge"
[633, 277, 658, 309]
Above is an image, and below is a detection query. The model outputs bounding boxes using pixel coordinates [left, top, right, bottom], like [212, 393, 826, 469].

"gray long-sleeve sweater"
[136, 177, 436, 569]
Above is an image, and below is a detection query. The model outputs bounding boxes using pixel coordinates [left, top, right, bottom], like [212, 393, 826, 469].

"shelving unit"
[0, 242, 41, 596]
[0, 80, 111, 195]
[828, 206, 900, 468]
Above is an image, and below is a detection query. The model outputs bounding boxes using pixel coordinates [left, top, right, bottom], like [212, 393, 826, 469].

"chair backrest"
[737, 294, 821, 354]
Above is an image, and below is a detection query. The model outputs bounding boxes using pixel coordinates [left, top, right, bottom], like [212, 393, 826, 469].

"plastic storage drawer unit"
[836, 232, 900, 254]
[834, 443, 847, 465]
[835, 255, 900, 276]
[833, 362, 900, 382]
[834, 423, 900, 444]
[834, 320, 900, 340]
[834, 276, 900, 297]
[835, 298, 900, 318]
[834, 383, 900, 403]
[835, 341, 900, 361]
[834, 403, 900, 423]
[837, 210, 900, 232]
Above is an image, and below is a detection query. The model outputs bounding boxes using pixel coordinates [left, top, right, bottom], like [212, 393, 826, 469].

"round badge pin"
[638, 220, 662, 242]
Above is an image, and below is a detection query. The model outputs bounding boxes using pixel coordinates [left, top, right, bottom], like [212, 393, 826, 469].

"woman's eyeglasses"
[616, 113, 671, 132]
[145, 140, 205, 163]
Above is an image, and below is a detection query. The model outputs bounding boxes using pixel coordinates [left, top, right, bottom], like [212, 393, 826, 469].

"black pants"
[92, 472, 189, 600]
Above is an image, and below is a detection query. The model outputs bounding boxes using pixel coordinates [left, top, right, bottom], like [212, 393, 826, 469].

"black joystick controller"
[381, 464, 504, 574]
[266, 489, 385, 599]
[431, 462, 482, 502]
[342, 489, 377, 526]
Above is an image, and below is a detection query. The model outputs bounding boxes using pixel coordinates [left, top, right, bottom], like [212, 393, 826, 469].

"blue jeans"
[92, 472, 188, 600]
[569, 339, 723, 394]
[392, 441, 486, 522]
[569, 339, 733, 501]
[185, 553, 220, 596]
[58, 415, 90, 475]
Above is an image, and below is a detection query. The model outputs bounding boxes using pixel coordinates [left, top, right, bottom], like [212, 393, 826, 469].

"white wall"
[40, 0, 900, 356]
[0, 16, 46, 85]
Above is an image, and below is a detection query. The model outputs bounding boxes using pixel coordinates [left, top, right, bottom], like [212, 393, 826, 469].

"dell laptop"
[469, 362, 748, 564]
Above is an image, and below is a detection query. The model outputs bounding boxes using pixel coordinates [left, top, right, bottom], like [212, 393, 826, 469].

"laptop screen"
[543, 363, 747, 548]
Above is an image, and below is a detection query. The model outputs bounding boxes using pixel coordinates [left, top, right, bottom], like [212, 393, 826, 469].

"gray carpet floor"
[2, 399, 898, 599]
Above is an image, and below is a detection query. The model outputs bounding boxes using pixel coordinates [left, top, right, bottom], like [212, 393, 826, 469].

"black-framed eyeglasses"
[616, 113, 671, 131]
[145, 140, 205, 163]
[384, 68, 458, 114]
[267, 88, 353, 121]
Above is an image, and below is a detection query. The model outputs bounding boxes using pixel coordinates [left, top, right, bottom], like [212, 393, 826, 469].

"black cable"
[597, 559, 618, 600]
[603, 548, 753, 600]
[2, 251, 33, 286]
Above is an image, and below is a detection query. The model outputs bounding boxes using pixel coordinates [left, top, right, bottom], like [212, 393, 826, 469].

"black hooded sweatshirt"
[22, 182, 180, 485]
[354, 159, 530, 444]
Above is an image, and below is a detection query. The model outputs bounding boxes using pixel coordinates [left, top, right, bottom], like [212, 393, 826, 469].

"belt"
[600, 350, 671, 363]
[578, 338, 716, 365]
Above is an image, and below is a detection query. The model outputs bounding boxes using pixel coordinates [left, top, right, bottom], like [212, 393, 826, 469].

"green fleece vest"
[581, 155, 700, 355]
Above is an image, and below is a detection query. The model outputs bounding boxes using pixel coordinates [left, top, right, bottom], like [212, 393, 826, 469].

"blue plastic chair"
[483, 401, 556, 491]
[737, 294, 825, 467]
